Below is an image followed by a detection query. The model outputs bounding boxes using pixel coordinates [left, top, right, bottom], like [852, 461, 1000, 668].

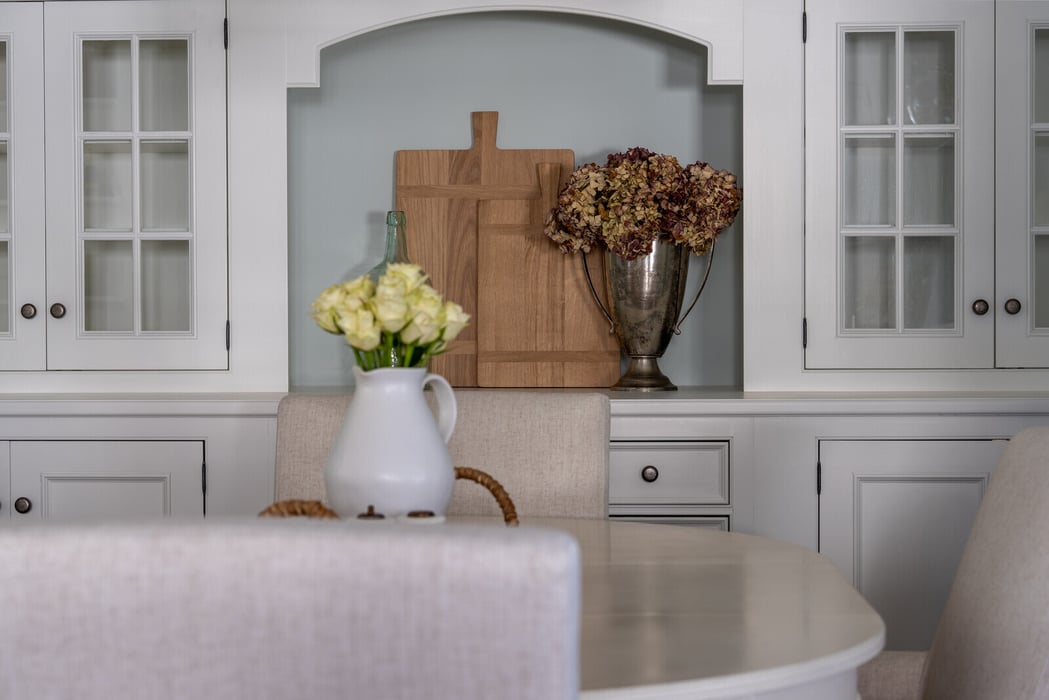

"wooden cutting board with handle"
[395, 112, 619, 387]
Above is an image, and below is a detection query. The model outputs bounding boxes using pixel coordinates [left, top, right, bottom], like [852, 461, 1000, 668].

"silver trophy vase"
[583, 237, 714, 391]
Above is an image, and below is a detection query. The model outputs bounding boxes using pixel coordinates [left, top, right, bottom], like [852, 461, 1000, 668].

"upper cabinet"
[0, 0, 227, 372]
[804, 0, 1049, 370]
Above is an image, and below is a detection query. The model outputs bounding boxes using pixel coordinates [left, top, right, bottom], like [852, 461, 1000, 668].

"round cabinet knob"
[971, 299, 989, 316]
[20, 303, 38, 319]
[13, 497, 32, 514]
[49, 303, 66, 319]
[640, 465, 659, 483]
[1004, 298, 1023, 315]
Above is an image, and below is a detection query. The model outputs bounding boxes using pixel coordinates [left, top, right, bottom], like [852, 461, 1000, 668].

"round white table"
[525, 518, 885, 700]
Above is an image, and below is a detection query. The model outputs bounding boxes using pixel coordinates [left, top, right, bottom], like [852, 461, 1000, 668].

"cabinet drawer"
[611, 515, 730, 531]
[609, 441, 729, 505]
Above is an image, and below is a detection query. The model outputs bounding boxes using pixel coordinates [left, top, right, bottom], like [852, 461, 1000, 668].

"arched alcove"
[286, 10, 743, 389]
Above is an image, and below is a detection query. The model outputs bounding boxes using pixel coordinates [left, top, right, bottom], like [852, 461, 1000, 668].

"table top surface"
[508, 518, 885, 700]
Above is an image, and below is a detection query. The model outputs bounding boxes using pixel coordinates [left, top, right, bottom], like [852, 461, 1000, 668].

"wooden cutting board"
[395, 112, 619, 387]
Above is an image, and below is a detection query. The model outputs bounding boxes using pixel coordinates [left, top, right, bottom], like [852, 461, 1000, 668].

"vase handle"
[424, 373, 457, 443]
[581, 251, 615, 334]
[673, 237, 716, 335]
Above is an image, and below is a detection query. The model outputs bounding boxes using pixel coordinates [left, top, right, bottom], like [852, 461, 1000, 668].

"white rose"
[371, 290, 409, 333]
[383, 263, 427, 293]
[401, 310, 441, 345]
[440, 301, 470, 342]
[407, 284, 443, 318]
[310, 284, 348, 334]
[336, 308, 381, 351]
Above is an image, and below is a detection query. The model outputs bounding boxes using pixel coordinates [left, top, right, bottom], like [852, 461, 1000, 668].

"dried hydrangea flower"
[546, 148, 741, 261]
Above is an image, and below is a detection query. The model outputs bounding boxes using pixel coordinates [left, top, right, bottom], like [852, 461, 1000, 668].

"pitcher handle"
[424, 373, 457, 443]
[673, 237, 716, 335]
[581, 251, 615, 334]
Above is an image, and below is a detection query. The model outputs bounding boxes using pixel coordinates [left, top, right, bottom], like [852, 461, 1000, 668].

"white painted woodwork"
[805, 0, 995, 369]
[996, 1, 1049, 367]
[819, 438, 1008, 650]
[43, 0, 227, 370]
[0, 3, 45, 370]
[0, 442, 9, 520]
[7, 440, 204, 519]
[0, 395, 282, 520]
[609, 514, 730, 530]
[609, 441, 729, 505]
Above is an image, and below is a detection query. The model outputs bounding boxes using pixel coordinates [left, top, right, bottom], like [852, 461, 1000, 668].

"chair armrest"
[858, 650, 927, 700]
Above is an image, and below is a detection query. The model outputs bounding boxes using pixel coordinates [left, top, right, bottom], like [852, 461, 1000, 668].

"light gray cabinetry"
[0, 396, 282, 521]
[819, 438, 1007, 651]
[0, 0, 228, 375]
[609, 398, 754, 531]
[3, 440, 204, 521]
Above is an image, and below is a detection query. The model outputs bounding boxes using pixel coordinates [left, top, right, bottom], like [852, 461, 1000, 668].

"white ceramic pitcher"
[325, 366, 457, 518]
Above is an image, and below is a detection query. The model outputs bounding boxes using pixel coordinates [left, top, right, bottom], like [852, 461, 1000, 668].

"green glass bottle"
[367, 210, 412, 284]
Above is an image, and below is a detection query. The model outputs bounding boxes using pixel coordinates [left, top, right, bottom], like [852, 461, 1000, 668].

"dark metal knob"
[49, 303, 67, 319]
[640, 465, 659, 483]
[1005, 298, 1022, 315]
[20, 303, 37, 319]
[971, 299, 989, 316]
[13, 497, 32, 514]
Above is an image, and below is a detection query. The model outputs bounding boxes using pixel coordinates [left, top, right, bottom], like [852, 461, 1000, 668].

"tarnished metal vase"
[583, 238, 715, 391]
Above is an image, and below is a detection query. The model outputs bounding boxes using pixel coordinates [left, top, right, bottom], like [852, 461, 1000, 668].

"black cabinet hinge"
[802, 11, 808, 43]
[225, 320, 231, 351]
[816, 460, 822, 496]
[223, 17, 229, 50]
[802, 317, 808, 349]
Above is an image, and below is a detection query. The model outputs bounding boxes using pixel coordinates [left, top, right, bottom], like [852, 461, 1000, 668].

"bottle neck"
[384, 210, 410, 264]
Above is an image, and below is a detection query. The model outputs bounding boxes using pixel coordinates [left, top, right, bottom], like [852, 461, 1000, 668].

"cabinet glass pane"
[903, 236, 954, 330]
[843, 236, 896, 330]
[141, 141, 189, 230]
[843, 32, 896, 126]
[843, 135, 896, 226]
[0, 42, 7, 133]
[903, 31, 955, 125]
[0, 141, 7, 233]
[139, 39, 188, 132]
[82, 41, 131, 132]
[1036, 132, 1049, 227]
[1035, 235, 1049, 330]
[903, 135, 955, 226]
[84, 141, 132, 231]
[0, 241, 8, 334]
[1035, 29, 1049, 124]
[84, 240, 133, 332]
[141, 240, 190, 332]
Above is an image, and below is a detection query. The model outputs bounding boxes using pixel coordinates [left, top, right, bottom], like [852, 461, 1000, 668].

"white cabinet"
[819, 438, 1007, 650]
[804, 0, 1049, 370]
[608, 400, 754, 531]
[1, 440, 204, 521]
[0, 0, 227, 372]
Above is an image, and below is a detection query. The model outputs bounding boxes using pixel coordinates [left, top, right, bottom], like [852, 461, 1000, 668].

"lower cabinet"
[818, 438, 1008, 651]
[1, 440, 205, 521]
[608, 439, 735, 528]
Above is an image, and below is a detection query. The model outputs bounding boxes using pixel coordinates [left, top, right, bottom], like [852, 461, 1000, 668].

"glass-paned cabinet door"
[0, 5, 46, 371]
[996, 2, 1049, 368]
[805, 0, 994, 369]
[43, 0, 227, 370]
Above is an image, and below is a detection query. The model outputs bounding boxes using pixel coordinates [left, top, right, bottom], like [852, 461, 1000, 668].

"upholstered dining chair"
[858, 426, 1049, 699]
[273, 390, 610, 518]
[0, 518, 581, 700]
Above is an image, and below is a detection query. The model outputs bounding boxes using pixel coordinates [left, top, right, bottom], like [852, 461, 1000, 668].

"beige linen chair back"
[859, 426, 1049, 699]
[274, 390, 610, 518]
[0, 519, 581, 700]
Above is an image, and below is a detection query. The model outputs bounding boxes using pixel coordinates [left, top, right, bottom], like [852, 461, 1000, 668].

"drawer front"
[609, 441, 729, 505]
[611, 515, 730, 531]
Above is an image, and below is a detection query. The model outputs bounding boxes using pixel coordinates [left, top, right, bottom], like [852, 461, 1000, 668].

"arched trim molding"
[282, 1, 743, 88]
